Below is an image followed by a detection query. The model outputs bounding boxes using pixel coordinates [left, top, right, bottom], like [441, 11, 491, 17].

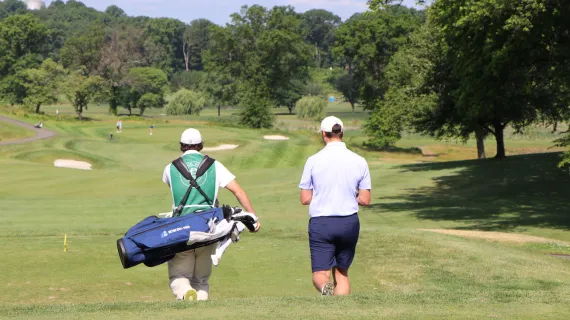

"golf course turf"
[0, 104, 569, 319]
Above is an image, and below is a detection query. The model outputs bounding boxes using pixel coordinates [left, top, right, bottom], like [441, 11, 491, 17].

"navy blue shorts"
[308, 213, 360, 273]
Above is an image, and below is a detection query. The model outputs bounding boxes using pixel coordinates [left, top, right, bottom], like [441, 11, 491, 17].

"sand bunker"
[264, 135, 289, 140]
[54, 159, 92, 170]
[203, 144, 239, 151]
[419, 229, 570, 245]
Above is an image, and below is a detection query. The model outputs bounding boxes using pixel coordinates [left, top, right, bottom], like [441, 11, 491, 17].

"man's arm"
[225, 180, 255, 213]
[357, 190, 371, 206]
[225, 180, 260, 232]
[162, 164, 171, 187]
[357, 160, 372, 206]
[299, 158, 313, 205]
[300, 189, 313, 205]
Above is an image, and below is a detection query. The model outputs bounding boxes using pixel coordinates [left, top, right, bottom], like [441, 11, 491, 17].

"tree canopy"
[2, 0, 570, 165]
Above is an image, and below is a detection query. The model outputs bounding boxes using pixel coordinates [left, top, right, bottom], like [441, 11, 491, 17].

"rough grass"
[0, 106, 569, 319]
[0, 120, 36, 142]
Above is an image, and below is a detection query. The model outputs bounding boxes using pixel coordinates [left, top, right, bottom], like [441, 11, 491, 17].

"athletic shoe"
[321, 283, 334, 296]
[184, 289, 198, 301]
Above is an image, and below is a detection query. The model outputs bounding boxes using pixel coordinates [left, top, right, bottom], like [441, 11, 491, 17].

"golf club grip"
[244, 221, 257, 232]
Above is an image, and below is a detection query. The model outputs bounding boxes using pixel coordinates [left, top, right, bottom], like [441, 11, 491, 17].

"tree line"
[0, 0, 368, 121]
[1, 0, 569, 162]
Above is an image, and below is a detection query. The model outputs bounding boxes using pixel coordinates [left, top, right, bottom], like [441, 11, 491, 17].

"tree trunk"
[78, 105, 83, 120]
[183, 38, 189, 71]
[35, 104, 41, 114]
[350, 102, 355, 113]
[128, 106, 132, 116]
[218, 104, 220, 117]
[109, 86, 118, 115]
[288, 105, 294, 114]
[493, 121, 506, 159]
[475, 127, 486, 159]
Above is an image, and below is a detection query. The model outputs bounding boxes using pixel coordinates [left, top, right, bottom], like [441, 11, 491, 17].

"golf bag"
[117, 155, 256, 269]
[116, 205, 256, 269]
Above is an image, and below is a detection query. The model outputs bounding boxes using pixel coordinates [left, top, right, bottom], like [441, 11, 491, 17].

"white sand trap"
[54, 159, 92, 170]
[419, 229, 570, 245]
[203, 144, 239, 151]
[264, 135, 289, 140]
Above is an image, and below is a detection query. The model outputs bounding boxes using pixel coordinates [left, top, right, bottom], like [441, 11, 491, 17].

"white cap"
[180, 128, 202, 145]
[320, 116, 344, 133]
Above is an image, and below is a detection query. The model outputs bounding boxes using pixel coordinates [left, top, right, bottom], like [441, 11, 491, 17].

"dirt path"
[419, 229, 570, 245]
[419, 146, 437, 157]
[0, 116, 56, 145]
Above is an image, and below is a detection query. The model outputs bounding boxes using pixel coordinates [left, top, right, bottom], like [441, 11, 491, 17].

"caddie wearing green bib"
[162, 128, 261, 301]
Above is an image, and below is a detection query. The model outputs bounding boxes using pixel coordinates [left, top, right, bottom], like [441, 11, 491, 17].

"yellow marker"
[63, 234, 68, 252]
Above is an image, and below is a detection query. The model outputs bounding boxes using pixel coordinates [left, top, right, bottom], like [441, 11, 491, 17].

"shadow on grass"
[358, 142, 423, 155]
[274, 112, 296, 116]
[369, 152, 570, 231]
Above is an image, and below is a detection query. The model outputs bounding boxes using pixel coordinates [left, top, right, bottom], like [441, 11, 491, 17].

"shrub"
[165, 89, 208, 116]
[239, 95, 274, 129]
[296, 96, 327, 120]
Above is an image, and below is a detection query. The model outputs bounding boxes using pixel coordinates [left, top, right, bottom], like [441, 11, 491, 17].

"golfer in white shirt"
[299, 116, 371, 296]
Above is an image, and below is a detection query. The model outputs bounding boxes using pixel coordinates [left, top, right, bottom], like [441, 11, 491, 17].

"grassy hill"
[0, 104, 569, 319]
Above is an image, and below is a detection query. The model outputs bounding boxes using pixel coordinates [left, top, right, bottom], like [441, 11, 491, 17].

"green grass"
[0, 105, 569, 319]
[0, 121, 35, 142]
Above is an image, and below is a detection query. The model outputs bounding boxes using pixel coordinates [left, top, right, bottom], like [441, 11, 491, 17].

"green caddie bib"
[170, 153, 216, 215]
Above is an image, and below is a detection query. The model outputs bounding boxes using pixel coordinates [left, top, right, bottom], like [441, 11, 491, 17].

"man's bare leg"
[332, 267, 338, 287]
[312, 270, 331, 293]
[333, 268, 350, 295]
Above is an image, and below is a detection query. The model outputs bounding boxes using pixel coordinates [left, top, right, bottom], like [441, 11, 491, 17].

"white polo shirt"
[162, 151, 236, 209]
[299, 141, 371, 218]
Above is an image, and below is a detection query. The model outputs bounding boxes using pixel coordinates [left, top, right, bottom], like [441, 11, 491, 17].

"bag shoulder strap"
[171, 155, 216, 216]
[172, 155, 215, 181]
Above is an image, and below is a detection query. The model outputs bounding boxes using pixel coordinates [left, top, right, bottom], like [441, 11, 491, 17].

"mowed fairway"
[1, 107, 570, 319]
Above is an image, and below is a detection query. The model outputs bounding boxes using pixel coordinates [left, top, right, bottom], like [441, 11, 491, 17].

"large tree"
[367, 0, 570, 159]
[104, 5, 126, 18]
[126, 67, 168, 116]
[59, 24, 106, 74]
[18, 58, 66, 114]
[0, 13, 48, 104]
[144, 18, 186, 77]
[300, 9, 341, 68]
[182, 19, 214, 71]
[332, 7, 425, 110]
[205, 5, 312, 128]
[424, 0, 570, 158]
[0, 0, 28, 19]
[63, 68, 105, 120]
[333, 73, 359, 112]
[98, 25, 146, 115]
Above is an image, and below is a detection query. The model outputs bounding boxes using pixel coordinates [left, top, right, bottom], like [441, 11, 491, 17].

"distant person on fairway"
[299, 116, 371, 296]
[162, 128, 261, 301]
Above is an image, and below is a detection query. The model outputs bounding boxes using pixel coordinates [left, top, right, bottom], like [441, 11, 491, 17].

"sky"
[37, 0, 424, 25]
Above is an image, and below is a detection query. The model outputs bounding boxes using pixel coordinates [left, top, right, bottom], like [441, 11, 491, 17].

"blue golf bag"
[117, 206, 232, 269]
[117, 155, 257, 269]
